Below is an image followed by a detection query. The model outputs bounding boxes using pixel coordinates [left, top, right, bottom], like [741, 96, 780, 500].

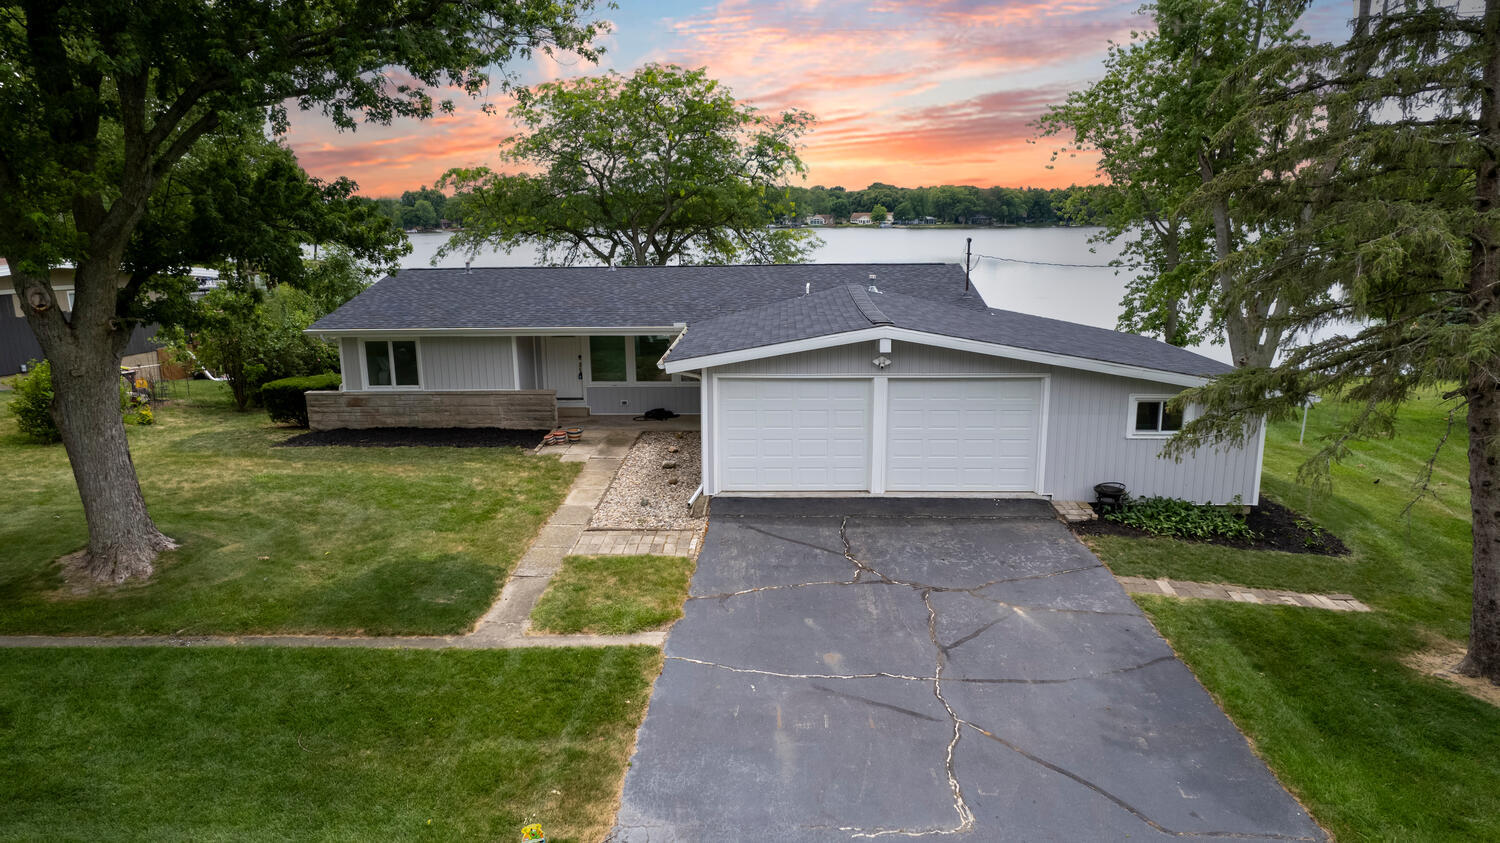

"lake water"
[400, 227, 1235, 364]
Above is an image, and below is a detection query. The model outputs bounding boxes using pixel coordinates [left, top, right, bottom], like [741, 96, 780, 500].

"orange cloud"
[285, 0, 1137, 195]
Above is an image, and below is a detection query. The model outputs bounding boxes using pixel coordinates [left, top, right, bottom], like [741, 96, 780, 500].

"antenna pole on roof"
[964, 237, 972, 291]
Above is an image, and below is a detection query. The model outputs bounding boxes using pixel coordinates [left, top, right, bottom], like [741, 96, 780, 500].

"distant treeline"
[783, 183, 1097, 226]
[373, 182, 1100, 230]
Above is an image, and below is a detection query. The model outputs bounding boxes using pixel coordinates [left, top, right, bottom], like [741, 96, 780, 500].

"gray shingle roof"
[663, 284, 1232, 379]
[309, 263, 984, 332]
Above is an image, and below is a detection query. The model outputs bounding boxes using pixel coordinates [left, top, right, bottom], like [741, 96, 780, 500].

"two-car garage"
[714, 376, 1045, 494]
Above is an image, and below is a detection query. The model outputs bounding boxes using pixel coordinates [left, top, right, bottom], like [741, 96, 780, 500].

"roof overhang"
[662, 326, 1214, 387]
[307, 325, 684, 338]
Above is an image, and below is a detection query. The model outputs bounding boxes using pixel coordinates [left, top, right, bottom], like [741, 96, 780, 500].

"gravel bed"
[590, 431, 704, 530]
[276, 427, 548, 449]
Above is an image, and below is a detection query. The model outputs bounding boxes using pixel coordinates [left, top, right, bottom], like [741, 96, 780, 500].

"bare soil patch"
[276, 427, 548, 449]
[1403, 640, 1500, 708]
[1073, 495, 1349, 556]
[591, 431, 704, 530]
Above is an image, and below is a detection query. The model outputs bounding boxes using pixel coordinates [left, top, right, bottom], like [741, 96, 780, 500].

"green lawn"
[530, 554, 695, 635]
[0, 646, 661, 842]
[1087, 392, 1500, 840]
[0, 385, 579, 635]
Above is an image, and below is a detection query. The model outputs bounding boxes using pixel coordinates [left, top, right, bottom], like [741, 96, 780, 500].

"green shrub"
[260, 373, 341, 427]
[8, 360, 59, 442]
[1104, 495, 1255, 540]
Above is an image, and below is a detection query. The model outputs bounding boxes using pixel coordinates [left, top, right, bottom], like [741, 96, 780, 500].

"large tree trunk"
[16, 267, 175, 583]
[1463, 370, 1500, 681]
[1458, 0, 1500, 682]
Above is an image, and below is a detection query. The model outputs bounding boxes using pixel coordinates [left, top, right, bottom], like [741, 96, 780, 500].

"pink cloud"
[284, 0, 1137, 195]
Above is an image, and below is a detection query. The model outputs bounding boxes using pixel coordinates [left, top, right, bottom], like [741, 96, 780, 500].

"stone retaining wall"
[306, 390, 557, 431]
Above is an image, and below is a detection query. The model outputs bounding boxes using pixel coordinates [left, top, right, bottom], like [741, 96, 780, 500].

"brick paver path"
[573, 529, 699, 557]
[1117, 575, 1372, 612]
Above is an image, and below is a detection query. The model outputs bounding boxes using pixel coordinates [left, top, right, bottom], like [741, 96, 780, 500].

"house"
[805, 214, 828, 226]
[0, 263, 162, 377]
[307, 264, 1258, 505]
[849, 212, 875, 225]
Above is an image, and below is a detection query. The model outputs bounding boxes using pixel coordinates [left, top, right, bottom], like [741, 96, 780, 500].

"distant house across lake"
[849, 212, 874, 225]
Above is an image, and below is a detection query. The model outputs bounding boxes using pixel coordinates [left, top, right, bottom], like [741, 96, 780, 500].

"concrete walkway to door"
[610, 498, 1324, 842]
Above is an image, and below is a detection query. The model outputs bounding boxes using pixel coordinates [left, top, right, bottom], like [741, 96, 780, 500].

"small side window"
[1130, 396, 1184, 436]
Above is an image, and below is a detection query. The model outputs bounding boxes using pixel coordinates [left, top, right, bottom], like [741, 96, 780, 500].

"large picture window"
[364, 340, 420, 388]
[589, 336, 628, 382]
[634, 335, 674, 382]
[588, 335, 677, 383]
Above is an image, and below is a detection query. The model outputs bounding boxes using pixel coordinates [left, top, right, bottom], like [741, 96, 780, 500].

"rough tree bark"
[14, 260, 176, 583]
[1458, 0, 1500, 682]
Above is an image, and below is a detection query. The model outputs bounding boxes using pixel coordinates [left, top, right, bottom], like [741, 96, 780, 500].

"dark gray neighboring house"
[0, 266, 161, 377]
[307, 263, 1261, 504]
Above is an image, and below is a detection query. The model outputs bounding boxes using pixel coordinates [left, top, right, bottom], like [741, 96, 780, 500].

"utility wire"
[968, 251, 1130, 269]
[969, 251, 1217, 270]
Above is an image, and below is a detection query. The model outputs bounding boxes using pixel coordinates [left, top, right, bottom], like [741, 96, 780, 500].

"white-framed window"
[587, 335, 680, 384]
[1127, 394, 1184, 438]
[362, 339, 421, 389]
[65, 290, 75, 311]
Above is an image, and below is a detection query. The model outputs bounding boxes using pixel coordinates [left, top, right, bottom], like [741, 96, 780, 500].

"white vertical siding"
[514, 337, 539, 389]
[418, 337, 516, 390]
[702, 374, 716, 494]
[340, 338, 362, 390]
[1042, 370, 1259, 505]
[716, 341, 1050, 376]
[707, 340, 1260, 504]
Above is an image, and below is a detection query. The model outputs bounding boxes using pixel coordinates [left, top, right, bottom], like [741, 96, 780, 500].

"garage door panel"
[718, 379, 871, 491]
[886, 378, 1041, 492]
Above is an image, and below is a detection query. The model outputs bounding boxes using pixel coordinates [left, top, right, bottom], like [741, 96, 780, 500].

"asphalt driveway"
[611, 498, 1324, 841]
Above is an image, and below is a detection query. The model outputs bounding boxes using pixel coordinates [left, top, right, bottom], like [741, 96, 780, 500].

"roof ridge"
[389, 262, 959, 272]
[846, 284, 893, 326]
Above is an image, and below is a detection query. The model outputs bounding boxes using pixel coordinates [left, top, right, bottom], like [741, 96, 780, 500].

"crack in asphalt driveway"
[609, 500, 1326, 842]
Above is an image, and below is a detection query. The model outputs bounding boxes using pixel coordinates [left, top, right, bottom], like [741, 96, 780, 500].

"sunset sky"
[286, 0, 1355, 198]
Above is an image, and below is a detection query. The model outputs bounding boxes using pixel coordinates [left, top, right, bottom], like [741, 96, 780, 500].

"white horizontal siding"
[419, 337, 516, 390]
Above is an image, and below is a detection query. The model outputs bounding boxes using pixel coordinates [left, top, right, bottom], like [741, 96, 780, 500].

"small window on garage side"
[634, 335, 674, 382]
[1130, 396, 1183, 436]
[590, 336, 628, 382]
[364, 340, 420, 388]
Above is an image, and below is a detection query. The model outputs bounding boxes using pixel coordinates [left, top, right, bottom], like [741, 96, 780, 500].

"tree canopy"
[1040, 0, 1312, 357]
[440, 64, 817, 266]
[0, 0, 606, 582]
[1169, 0, 1500, 679]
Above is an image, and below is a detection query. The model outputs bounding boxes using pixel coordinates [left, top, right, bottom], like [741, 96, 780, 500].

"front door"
[542, 336, 585, 400]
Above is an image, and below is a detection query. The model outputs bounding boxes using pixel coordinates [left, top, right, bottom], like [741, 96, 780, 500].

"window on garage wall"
[1128, 394, 1184, 437]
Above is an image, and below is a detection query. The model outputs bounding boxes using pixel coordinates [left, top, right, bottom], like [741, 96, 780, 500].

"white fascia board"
[663, 326, 1214, 388]
[304, 325, 681, 337]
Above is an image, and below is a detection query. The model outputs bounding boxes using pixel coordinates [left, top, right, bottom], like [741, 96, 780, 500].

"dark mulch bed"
[1073, 495, 1350, 556]
[275, 427, 549, 449]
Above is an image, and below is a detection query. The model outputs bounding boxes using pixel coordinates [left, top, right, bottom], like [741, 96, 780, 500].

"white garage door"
[718, 378, 872, 491]
[886, 378, 1042, 491]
